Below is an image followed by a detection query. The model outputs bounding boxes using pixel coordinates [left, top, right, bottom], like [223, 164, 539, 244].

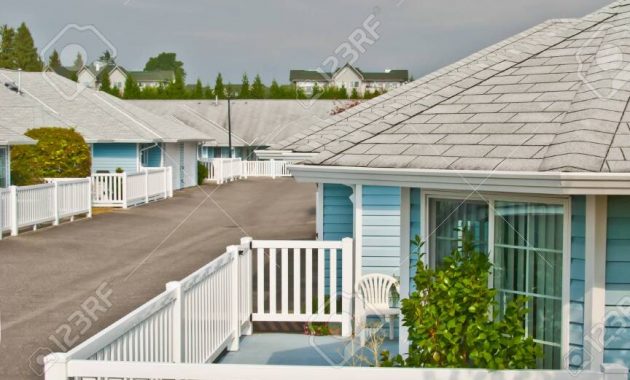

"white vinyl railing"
[0, 178, 91, 238]
[92, 167, 173, 208]
[202, 159, 293, 183]
[252, 239, 353, 336]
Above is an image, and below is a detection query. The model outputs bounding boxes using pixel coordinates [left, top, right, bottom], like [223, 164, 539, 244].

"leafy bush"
[10, 127, 91, 185]
[197, 162, 208, 185]
[382, 230, 541, 369]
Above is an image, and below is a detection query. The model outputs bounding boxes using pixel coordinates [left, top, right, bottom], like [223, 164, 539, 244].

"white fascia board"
[255, 150, 318, 160]
[289, 165, 630, 195]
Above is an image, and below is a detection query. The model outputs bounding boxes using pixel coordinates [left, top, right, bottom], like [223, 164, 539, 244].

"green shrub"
[382, 229, 541, 369]
[197, 161, 208, 185]
[10, 127, 91, 185]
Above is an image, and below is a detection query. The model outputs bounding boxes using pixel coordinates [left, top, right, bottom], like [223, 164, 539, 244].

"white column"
[583, 195, 607, 371]
[353, 184, 363, 284]
[399, 187, 410, 357]
[122, 172, 128, 209]
[10, 185, 17, 236]
[53, 181, 59, 226]
[87, 177, 93, 218]
[341, 237, 354, 337]
[144, 169, 149, 204]
[165, 281, 184, 363]
[316, 183, 324, 240]
[228, 245, 241, 351]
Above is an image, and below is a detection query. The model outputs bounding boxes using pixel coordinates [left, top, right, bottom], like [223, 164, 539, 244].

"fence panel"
[56, 179, 91, 218]
[16, 183, 55, 227]
[92, 174, 125, 207]
[125, 172, 147, 206]
[0, 187, 10, 233]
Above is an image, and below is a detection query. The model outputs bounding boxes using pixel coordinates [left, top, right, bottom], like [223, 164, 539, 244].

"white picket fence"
[202, 159, 293, 184]
[43, 236, 629, 380]
[92, 167, 173, 208]
[45, 237, 355, 380]
[0, 178, 91, 238]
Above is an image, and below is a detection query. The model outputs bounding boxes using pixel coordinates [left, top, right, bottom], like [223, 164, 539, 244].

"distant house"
[77, 61, 175, 94]
[130, 99, 339, 161]
[290, 63, 408, 97]
[0, 123, 35, 187]
[0, 69, 212, 190]
[45, 65, 78, 81]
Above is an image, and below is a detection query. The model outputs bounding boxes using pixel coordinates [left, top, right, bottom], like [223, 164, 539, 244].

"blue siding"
[92, 143, 138, 174]
[323, 184, 353, 241]
[605, 196, 630, 369]
[409, 188, 421, 292]
[569, 196, 586, 369]
[362, 186, 401, 276]
[142, 144, 162, 167]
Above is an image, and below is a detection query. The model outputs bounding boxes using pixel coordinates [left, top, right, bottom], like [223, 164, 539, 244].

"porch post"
[583, 195, 607, 371]
[52, 181, 59, 226]
[240, 237, 254, 336]
[122, 172, 128, 209]
[316, 183, 324, 240]
[353, 184, 363, 287]
[165, 281, 184, 363]
[228, 245, 241, 351]
[9, 185, 17, 236]
[87, 177, 93, 218]
[399, 187, 410, 357]
[341, 237, 354, 337]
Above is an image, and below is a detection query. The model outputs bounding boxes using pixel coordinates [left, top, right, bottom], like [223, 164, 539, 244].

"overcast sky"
[2, 0, 612, 84]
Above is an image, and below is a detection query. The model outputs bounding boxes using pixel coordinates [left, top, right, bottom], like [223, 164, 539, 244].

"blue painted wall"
[409, 188, 421, 292]
[362, 186, 401, 276]
[141, 144, 162, 167]
[323, 184, 354, 241]
[92, 143, 138, 174]
[569, 196, 586, 369]
[605, 196, 630, 368]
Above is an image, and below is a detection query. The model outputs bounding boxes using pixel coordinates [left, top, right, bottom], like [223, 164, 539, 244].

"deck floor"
[217, 333, 399, 366]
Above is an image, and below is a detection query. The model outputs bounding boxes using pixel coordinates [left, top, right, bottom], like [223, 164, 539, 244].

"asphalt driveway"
[0, 178, 316, 379]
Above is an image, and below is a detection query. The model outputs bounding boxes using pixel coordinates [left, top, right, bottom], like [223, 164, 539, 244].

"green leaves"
[10, 127, 91, 185]
[382, 228, 541, 369]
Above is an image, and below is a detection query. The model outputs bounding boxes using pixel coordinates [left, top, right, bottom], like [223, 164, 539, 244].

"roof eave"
[289, 165, 630, 195]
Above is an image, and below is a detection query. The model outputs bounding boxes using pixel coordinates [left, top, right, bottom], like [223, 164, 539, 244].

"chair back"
[356, 273, 399, 309]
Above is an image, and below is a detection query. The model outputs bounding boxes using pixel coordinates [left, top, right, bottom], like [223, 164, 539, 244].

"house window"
[426, 195, 565, 369]
[429, 198, 489, 266]
[0, 147, 7, 187]
[494, 201, 563, 369]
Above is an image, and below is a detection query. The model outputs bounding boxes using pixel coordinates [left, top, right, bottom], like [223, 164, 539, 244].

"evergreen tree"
[251, 74, 265, 99]
[13, 22, 42, 71]
[123, 75, 141, 99]
[0, 25, 16, 69]
[269, 79, 282, 99]
[204, 85, 214, 99]
[99, 70, 112, 93]
[72, 52, 84, 70]
[99, 50, 115, 64]
[48, 49, 61, 69]
[214, 72, 225, 99]
[338, 85, 348, 99]
[239, 73, 250, 98]
[350, 87, 359, 100]
[166, 72, 187, 99]
[192, 78, 203, 99]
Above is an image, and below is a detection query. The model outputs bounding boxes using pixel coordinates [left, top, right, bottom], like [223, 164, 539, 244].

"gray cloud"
[1, 0, 612, 84]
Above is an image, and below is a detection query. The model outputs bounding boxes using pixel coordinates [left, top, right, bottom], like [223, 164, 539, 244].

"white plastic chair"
[355, 273, 400, 345]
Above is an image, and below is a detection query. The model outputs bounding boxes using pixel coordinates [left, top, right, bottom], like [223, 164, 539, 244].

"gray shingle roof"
[0, 69, 212, 143]
[130, 99, 338, 146]
[0, 122, 35, 145]
[275, 0, 630, 173]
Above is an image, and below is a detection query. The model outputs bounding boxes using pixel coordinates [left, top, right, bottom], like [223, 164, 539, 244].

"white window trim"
[419, 189, 571, 369]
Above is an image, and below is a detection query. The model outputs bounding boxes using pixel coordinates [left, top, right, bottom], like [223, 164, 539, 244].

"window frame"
[419, 190, 571, 369]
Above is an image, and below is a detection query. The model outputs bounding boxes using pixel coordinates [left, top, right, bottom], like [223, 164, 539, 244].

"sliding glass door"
[426, 194, 565, 369]
[493, 201, 564, 369]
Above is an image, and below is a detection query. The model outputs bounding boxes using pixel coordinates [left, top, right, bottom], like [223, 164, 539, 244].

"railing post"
[166, 281, 184, 363]
[87, 177, 93, 218]
[122, 172, 128, 209]
[341, 237, 354, 337]
[228, 244, 240, 351]
[602, 363, 629, 380]
[163, 167, 168, 199]
[52, 181, 59, 226]
[144, 169, 149, 204]
[271, 159, 276, 179]
[9, 185, 17, 236]
[240, 237, 254, 336]
[44, 352, 67, 380]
